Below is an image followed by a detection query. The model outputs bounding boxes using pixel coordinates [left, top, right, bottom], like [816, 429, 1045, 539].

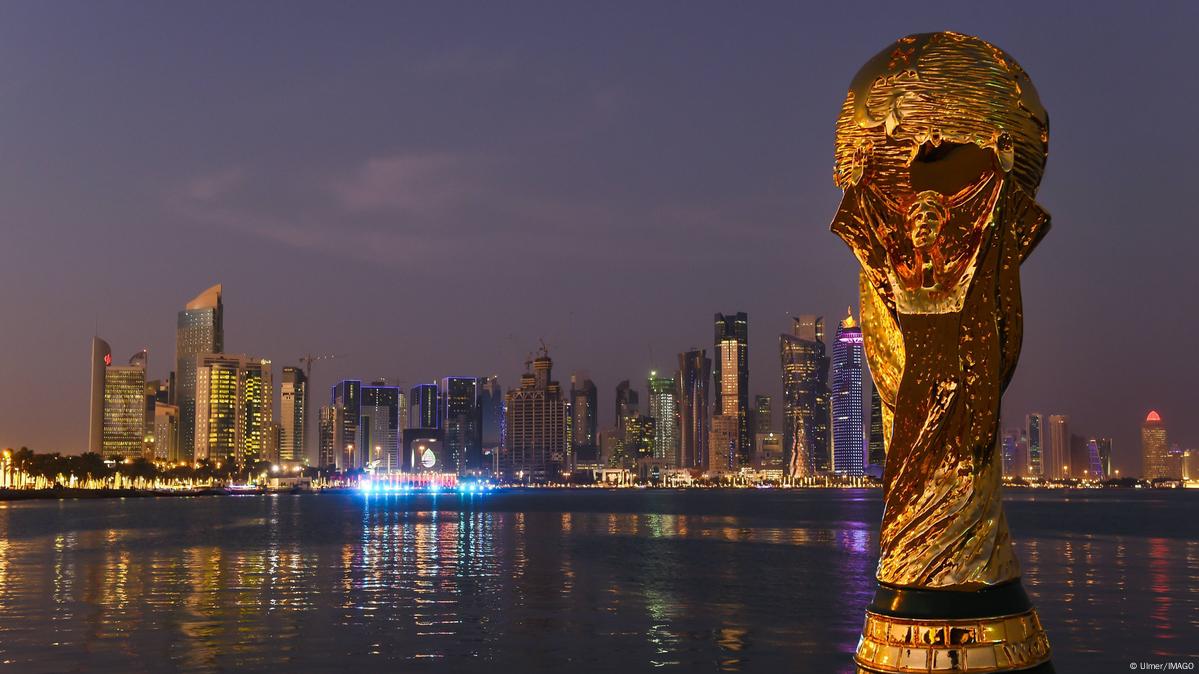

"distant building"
[714, 312, 750, 468]
[867, 386, 885, 474]
[1025, 413, 1045, 478]
[647, 372, 677, 466]
[479, 376, 504, 472]
[570, 374, 599, 469]
[1141, 411, 1170, 479]
[754, 432, 784, 472]
[88, 336, 113, 454]
[317, 406, 337, 468]
[624, 415, 656, 461]
[1094, 437, 1113, 478]
[1084, 438, 1103, 479]
[152, 402, 179, 462]
[279, 367, 307, 466]
[403, 428, 446, 472]
[332, 380, 362, 469]
[1002, 430, 1020, 477]
[503, 348, 568, 482]
[1044, 414, 1069, 480]
[194, 354, 272, 466]
[361, 382, 402, 471]
[676, 349, 711, 471]
[753, 394, 773, 436]
[708, 414, 739, 475]
[780, 315, 831, 478]
[176, 284, 224, 462]
[441, 377, 482, 475]
[410, 383, 439, 429]
[832, 310, 865, 477]
[615, 380, 639, 427]
[95, 348, 148, 461]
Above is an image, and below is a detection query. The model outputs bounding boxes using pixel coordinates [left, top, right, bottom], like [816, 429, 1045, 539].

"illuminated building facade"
[676, 349, 711, 471]
[624, 415, 656, 461]
[647, 372, 677, 465]
[615, 380, 639, 427]
[708, 414, 738, 475]
[404, 428, 446, 472]
[193, 354, 272, 466]
[410, 383, 440, 429]
[780, 315, 831, 477]
[831, 311, 864, 477]
[88, 336, 112, 454]
[502, 349, 568, 482]
[440, 377, 481, 474]
[332, 380, 361, 469]
[1025, 413, 1045, 478]
[754, 432, 784, 472]
[714, 312, 750, 468]
[479, 376, 503, 471]
[1141, 410, 1169, 479]
[100, 354, 148, 460]
[279, 367, 307, 466]
[867, 387, 885, 473]
[753, 394, 772, 436]
[317, 405, 337, 468]
[361, 382, 401, 471]
[1095, 437, 1113, 478]
[1044, 414, 1070, 480]
[570, 374, 599, 468]
[153, 402, 179, 462]
[176, 284, 224, 462]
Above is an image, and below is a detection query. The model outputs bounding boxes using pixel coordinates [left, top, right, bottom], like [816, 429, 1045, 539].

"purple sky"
[0, 2, 1195, 473]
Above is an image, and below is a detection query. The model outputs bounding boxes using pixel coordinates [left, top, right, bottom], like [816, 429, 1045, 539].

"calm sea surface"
[0, 489, 1194, 673]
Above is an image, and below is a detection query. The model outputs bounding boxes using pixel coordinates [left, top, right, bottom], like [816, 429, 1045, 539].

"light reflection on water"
[0, 490, 1193, 672]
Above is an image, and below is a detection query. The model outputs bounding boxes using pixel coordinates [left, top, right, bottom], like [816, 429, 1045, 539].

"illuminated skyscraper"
[1141, 411, 1169, 479]
[570, 374, 599, 468]
[647, 372, 677, 465]
[361, 382, 401, 471]
[503, 347, 568, 482]
[867, 386, 885, 474]
[279, 367, 307, 466]
[709, 414, 738, 475]
[1094, 437, 1113, 478]
[831, 311, 864, 477]
[714, 312, 749, 468]
[753, 394, 773, 436]
[317, 405, 337, 468]
[194, 354, 272, 466]
[92, 346, 147, 461]
[1044, 414, 1070, 480]
[615, 380, 639, 425]
[152, 402, 179, 462]
[479, 376, 504, 472]
[410, 383, 439, 429]
[780, 315, 831, 478]
[1002, 430, 1019, 477]
[332, 380, 361, 469]
[1025, 413, 1045, 478]
[676, 349, 711, 471]
[440, 377, 482, 475]
[176, 284, 224, 461]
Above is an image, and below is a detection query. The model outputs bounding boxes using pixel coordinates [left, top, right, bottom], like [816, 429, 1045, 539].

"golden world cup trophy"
[830, 33, 1054, 673]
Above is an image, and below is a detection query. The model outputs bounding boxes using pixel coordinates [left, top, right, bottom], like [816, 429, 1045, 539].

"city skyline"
[2, 3, 1197, 472]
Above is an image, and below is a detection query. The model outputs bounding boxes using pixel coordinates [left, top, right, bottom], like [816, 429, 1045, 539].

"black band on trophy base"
[868, 579, 1034, 620]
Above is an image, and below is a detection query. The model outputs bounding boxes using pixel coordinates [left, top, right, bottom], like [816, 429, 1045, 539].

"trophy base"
[853, 580, 1052, 673]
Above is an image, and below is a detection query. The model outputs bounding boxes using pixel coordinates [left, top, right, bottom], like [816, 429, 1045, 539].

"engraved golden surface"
[855, 610, 1051, 673]
[831, 31, 1050, 591]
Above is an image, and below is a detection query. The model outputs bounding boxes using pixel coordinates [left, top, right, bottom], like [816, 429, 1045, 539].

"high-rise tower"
[279, 367, 307, 466]
[441, 377, 482, 475]
[1025, 413, 1045, 478]
[832, 310, 865, 477]
[676, 349, 711, 471]
[714, 312, 749, 468]
[176, 284, 224, 461]
[503, 347, 568, 482]
[1141, 411, 1169, 479]
[780, 315, 831, 478]
[647, 372, 677, 466]
[570, 374, 598, 468]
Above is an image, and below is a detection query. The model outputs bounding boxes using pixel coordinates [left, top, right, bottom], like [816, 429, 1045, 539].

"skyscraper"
[676, 349, 711, 471]
[152, 402, 179, 462]
[714, 312, 750, 468]
[1095, 437, 1113, 478]
[503, 347, 568, 482]
[832, 311, 865, 477]
[93, 348, 147, 461]
[647, 372, 677, 466]
[317, 405, 337, 468]
[753, 394, 773, 436]
[1044, 414, 1070, 480]
[1002, 430, 1019, 477]
[1141, 411, 1169, 479]
[615, 380, 639, 425]
[88, 336, 113, 454]
[176, 284, 224, 461]
[709, 414, 738, 475]
[1025, 413, 1045, 478]
[410, 383, 439, 429]
[780, 315, 831, 478]
[193, 354, 272, 466]
[441, 377, 482, 475]
[570, 374, 599, 468]
[867, 386, 885, 473]
[361, 382, 402, 471]
[479, 376, 504, 472]
[279, 367, 307, 466]
[332, 380, 361, 469]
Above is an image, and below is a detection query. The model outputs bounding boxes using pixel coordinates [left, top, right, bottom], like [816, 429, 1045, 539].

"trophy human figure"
[830, 32, 1054, 672]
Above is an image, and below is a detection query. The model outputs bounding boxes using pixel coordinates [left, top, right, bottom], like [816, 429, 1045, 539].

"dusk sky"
[0, 1, 1195, 472]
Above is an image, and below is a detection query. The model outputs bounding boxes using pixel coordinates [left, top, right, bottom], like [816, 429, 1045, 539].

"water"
[0, 489, 1194, 672]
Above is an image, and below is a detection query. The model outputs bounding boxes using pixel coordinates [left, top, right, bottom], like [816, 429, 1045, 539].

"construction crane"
[299, 353, 343, 380]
